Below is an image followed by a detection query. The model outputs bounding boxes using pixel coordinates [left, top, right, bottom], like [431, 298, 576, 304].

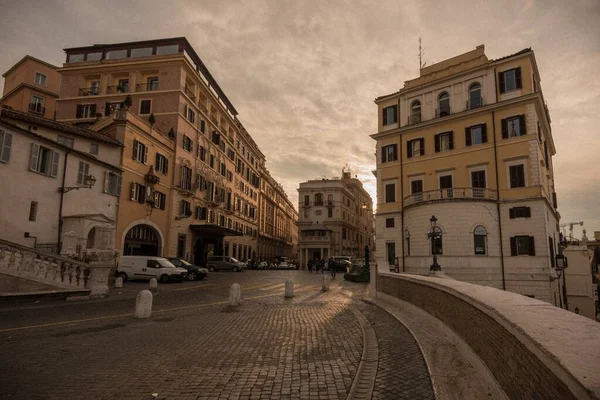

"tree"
[148, 113, 156, 126]
[168, 127, 176, 139]
[122, 95, 132, 109]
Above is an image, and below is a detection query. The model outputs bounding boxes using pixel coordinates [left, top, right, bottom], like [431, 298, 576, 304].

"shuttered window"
[132, 140, 148, 164]
[104, 172, 122, 196]
[499, 67, 522, 93]
[382, 105, 397, 125]
[502, 115, 526, 138]
[434, 131, 453, 153]
[407, 138, 424, 158]
[466, 124, 487, 146]
[77, 162, 90, 185]
[510, 236, 535, 256]
[29, 143, 59, 177]
[0, 130, 12, 163]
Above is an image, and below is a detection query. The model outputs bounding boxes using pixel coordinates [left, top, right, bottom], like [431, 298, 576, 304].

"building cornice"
[2, 55, 59, 78]
[0, 83, 60, 103]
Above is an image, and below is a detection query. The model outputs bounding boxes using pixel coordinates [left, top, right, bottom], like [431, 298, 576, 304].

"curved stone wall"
[377, 272, 600, 400]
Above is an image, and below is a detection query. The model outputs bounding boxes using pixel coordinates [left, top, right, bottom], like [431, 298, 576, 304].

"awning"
[189, 224, 243, 237]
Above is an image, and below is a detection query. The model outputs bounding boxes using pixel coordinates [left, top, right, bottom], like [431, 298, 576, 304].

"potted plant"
[122, 94, 132, 109]
[148, 113, 156, 126]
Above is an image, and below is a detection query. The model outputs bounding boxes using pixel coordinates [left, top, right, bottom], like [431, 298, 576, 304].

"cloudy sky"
[1, 0, 599, 238]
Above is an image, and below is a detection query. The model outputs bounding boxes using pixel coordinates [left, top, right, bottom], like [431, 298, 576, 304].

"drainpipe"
[399, 98, 405, 273]
[491, 68, 506, 291]
[57, 150, 70, 253]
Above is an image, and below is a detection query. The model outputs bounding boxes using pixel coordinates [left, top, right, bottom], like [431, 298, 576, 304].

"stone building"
[1, 56, 61, 119]
[297, 169, 374, 269]
[0, 107, 121, 257]
[372, 45, 561, 305]
[257, 169, 298, 263]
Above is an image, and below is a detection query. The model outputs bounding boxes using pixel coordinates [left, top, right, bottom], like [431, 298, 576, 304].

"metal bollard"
[284, 279, 294, 298]
[322, 275, 330, 292]
[229, 283, 242, 306]
[149, 278, 158, 293]
[135, 290, 153, 318]
[114, 277, 123, 288]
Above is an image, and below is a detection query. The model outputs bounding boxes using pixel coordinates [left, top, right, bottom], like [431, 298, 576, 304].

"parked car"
[206, 256, 245, 272]
[116, 256, 188, 282]
[328, 258, 353, 273]
[167, 258, 209, 281]
[257, 261, 268, 270]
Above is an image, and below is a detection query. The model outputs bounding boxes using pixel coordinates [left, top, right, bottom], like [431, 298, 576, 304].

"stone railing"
[0, 239, 113, 297]
[376, 272, 600, 400]
[403, 187, 497, 207]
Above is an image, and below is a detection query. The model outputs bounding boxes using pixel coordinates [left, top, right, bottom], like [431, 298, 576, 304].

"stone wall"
[377, 273, 600, 400]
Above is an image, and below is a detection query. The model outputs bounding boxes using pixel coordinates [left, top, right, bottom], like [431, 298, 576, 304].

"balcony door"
[471, 170, 486, 198]
[439, 175, 453, 199]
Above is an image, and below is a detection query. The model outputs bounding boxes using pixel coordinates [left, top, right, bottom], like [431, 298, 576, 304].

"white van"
[116, 256, 188, 282]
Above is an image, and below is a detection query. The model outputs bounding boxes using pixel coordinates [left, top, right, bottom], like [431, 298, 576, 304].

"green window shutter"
[434, 134, 440, 152]
[515, 67, 522, 89]
[501, 119, 508, 139]
[51, 151, 59, 177]
[465, 127, 471, 147]
[499, 71, 506, 94]
[481, 124, 488, 143]
[29, 143, 40, 171]
[448, 131, 454, 150]
[510, 237, 517, 256]
[529, 236, 536, 256]
[519, 115, 526, 136]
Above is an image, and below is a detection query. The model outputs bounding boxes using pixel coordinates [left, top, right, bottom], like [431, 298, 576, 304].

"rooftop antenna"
[419, 37, 426, 69]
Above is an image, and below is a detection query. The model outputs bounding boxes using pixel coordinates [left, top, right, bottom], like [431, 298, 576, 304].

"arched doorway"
[124, 224, 161, 256]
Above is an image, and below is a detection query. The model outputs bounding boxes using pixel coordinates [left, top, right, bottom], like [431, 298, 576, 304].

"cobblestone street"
[0, 271, 433, 400]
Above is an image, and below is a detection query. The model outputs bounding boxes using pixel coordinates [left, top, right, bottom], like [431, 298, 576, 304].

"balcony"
[78, 87, 100, 96]
[435, 105, 451, 118]
[184, 86, 196, 100]
[408, 113, 421, 125]
[136, 82, 159, 92]
[466, 97, 484, 110]
[28, 103, 45, 115]
[107, 85, 129, 94]
[403, 187, 497, 207]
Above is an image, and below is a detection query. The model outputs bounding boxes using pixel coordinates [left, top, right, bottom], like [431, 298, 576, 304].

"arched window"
[314, 193, 323, 206]
[438, 92, 450, 117]
[474, 225, 487, 255]
[410, 100, 421, 124]
[86, 227, 96, 249]
[469, 83, 482, 109]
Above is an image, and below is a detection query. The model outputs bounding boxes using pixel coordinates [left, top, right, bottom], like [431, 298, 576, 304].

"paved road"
[0, 270, 434, 400]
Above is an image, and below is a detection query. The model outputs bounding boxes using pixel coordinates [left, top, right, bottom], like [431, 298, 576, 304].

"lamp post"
[555, 253, 568, 309]
[58, 174, 97, 193]
[427, 215, 442, 271]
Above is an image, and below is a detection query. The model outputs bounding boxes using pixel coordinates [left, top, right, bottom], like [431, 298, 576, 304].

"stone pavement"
[0, 271, 434, 400]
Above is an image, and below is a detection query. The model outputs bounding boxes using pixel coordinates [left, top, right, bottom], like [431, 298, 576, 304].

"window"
[381, 144, 398, 163]
[439, 174, 453, 198]
[181, 165, 192, 191]
[156, 45, 179, 55]
[0, 130, 12, 163]
[220, 162, 226, 176]
[131, 47, 153, 58]
[227, 148, 235, 160]
[502, 115, 526, 138]
[410, 179, 423, 201]
[303, 209, 309, 218]
[197, 174, 207, 191]
[304, 195, 310, 206]
[68, 53, 84, 63]
[34, 73, 47, 85]
[195, 206, 208, 220]
[177, 235, 186, 258]
[90, 143, 99, 155]
[471, 170, 486, 197]
[130, 182, 146, 203]
[140, 100, 152, 115]
[328, 208, 333, 218]
[76, 104, 96, 119]
[117, 79, 129, 92]
[147, 77, 159, 91]
[548, 237, 556, 268]
[105, 49, 127, 60]
[468, 83, 482, 109]
[510, 236, 535, 256]
[509, 164, 526, 188]
[315, 193, 323, 205]
[434, 131, 453, 152]
[474, 226, 487, 255]
[386, 242, 396, 266]
[77, 162, 90, 185]
[104, 172, 122, 196]
[499, 68, 522, 93]
[30, 95, 45, 114]
[410, 101, 421, 124]
[132, 140, 148, 164]
[180, 200, 192, 216]
[155, 153, 168, 174]
[385, 183, 395, 203]
[407, 138, 424, 158]
[209, 154, 215, 169]
[466, 124, 487, 146]
[182, 135, 193, 152]
[200, 120, 206, 134]
[154, 191, 167, 210]
[438, 92, 450, 117]
[57, 136, 74, 148]
[29, 144, 59, 177]
[382, 105, 398, 126]
[86, 52, 102, 61]
[198, 145, 206, 161]
[227, 170, 233, 182]
[187, 107, 195, 123]
[386, 218, 394, 228]
[29, 201, 38, 222]
[509, 206, 531, 219]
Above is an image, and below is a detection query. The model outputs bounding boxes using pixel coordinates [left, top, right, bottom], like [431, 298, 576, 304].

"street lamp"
[59, 174, 97, 193]
[427, 215, 442, 271]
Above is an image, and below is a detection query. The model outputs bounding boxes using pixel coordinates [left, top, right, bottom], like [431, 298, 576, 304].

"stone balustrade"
[376, 272, 600, 400]
[0, 238, 113, 297]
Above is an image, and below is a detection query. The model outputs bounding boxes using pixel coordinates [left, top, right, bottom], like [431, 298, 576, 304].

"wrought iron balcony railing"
[184, 86, 196, 100]
[403, 187, 497, 206]
[466, 97, 484, 110]
[408, 113, 421, 125]
[435, 105, 451, 118]
[136, 82, 159, 92]
[107, 85, 129, 94]
[79, 87, 100, 96]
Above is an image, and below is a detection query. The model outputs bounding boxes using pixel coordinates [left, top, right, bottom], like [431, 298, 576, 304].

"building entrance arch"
[123, 224, 161, 256]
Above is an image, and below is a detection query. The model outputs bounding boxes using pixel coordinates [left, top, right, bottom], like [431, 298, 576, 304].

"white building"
[0, 107, 122, 256]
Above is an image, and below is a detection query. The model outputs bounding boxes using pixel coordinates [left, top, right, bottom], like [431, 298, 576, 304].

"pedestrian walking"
[329, 257, 336, 279]
[308, 259, 313, 273]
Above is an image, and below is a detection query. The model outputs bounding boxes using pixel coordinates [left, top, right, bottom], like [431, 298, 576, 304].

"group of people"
[307, 258, 338, 278]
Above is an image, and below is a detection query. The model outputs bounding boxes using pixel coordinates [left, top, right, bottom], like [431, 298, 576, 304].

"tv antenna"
[419, 37, 427, 69]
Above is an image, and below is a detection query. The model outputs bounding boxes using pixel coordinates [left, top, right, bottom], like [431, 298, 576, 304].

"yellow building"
[54, 38, 276, 265]
[297, 170, 375, 269]
[373, 45, 562, 305]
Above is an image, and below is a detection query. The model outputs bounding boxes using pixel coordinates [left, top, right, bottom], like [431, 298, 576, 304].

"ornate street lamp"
[59, 174, 97, 193]
[427, 215, 442, 271]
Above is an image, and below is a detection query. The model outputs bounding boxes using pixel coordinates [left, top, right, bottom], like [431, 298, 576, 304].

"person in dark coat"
[308, 259, 313, 273]
[329, 257, 337, 279]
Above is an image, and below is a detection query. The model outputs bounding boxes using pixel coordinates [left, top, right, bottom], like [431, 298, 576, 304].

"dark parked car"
[328, 259, 352, 273]
[167, 258, 209, 281]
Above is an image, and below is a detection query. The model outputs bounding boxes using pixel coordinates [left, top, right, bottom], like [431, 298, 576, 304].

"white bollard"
[135, 290, 153, 319]
[322, 275, 330, 292]
[284, 279, 294, 298]
[149, 278, 158, 293]
[229, 283, 242, 306]
[114, 277, 123, 288]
